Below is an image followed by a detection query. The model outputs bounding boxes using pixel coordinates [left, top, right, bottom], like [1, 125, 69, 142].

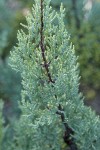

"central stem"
[40, 0, 54, 83]
[40, 0, 78, 149]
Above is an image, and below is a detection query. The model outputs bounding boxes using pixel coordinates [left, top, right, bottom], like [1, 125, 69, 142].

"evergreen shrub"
[9, 0, 100, 149]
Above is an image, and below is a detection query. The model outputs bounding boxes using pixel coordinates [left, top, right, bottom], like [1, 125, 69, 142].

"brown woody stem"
[56, 104, 78, 150]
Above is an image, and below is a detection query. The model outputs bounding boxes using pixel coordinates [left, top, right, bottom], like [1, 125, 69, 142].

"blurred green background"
[0, 0, 100, 148]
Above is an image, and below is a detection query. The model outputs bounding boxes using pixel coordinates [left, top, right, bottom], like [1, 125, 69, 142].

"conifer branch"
[9, 0, 100, 149]
[40, 1, 78, 149]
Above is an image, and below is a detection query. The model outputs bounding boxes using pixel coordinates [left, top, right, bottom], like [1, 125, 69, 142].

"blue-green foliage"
[0, 59, 21, 125]
[0, 59, 21, 150]
[0, 60, 21, 101]
[0, 0, 14, 56]
[9, 0, 100, 149]
[51, 0, 100, 99]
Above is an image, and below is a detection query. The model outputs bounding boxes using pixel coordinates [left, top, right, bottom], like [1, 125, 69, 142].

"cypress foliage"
[51, 0, 100, 99]
[9, 0, 100, 149]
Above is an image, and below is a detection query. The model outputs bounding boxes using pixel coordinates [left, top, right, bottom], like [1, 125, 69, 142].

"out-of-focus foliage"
[0, 59, 21, 149]
[51, 0, 100, 100]
[0, 0, 23, 123]
[0, 0, 13, 57]
[0, 0, 25, 59]
[0, 61, 21, 100]
[0, 3, 21, 146]
[0, 59, 21, 125]
[0, 100, 3, 150]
